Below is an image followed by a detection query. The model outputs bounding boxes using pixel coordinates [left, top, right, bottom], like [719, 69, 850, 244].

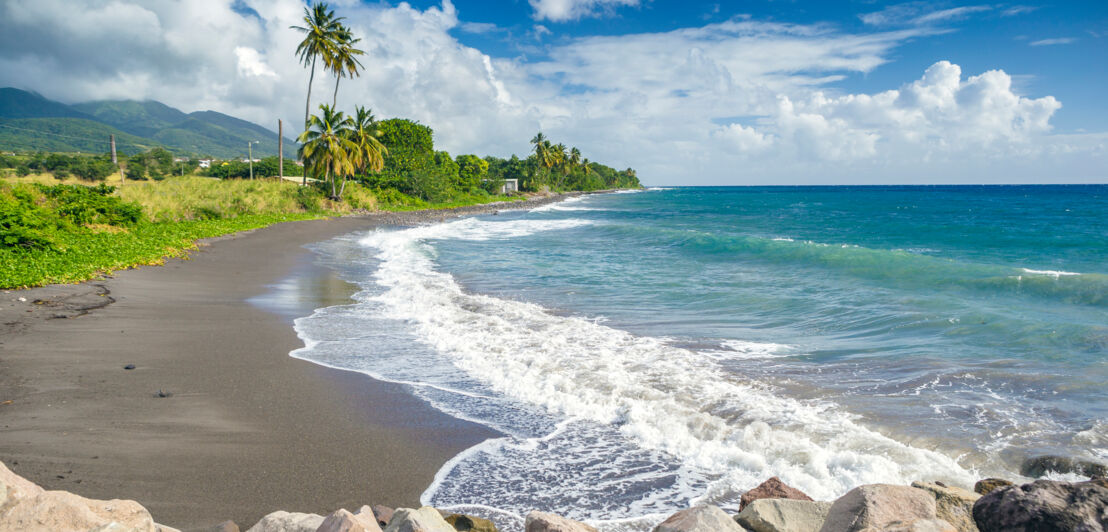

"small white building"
[198, 159, 214, 169]
[501, 178, 519, 194]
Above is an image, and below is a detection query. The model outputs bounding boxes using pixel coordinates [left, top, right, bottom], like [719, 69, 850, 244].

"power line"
[0, 123, 152, 149]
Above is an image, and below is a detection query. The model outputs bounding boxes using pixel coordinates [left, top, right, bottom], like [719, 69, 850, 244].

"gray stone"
[524, 510, 598, 532]
[972, 479, 1108, 532]
[818, 484, 937, 532]
[370, 505, 394, 528]
[443, 513, 498, 532]
[1020, 455, 1108, 479]
[740, 477, 814, 511]
[734, 499, 832, 532]
[911, 481, 980, 532]
[317, 508, 384, 532]
[383, 507, 456, 532]
[652, 505, 746, 532]
[862, 519, 957, 532]
[972, 479, 1012, 496]
[244, 511, 325, 532]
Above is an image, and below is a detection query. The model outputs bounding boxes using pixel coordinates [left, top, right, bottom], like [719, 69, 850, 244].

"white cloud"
[1029, 38, 1077, 46]
[0, 0, 1101, 185]
[529, 0, 639, 22]
[1002, 6, 1039, 17]
[861, 3, 992, 26]
[234, 47, 277, 78]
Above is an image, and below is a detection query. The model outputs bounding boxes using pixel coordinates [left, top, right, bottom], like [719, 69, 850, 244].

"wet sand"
[0, 195, 584, 529]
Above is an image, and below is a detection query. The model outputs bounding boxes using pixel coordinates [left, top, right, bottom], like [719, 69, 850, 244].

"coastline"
[0, 192, 587, 529]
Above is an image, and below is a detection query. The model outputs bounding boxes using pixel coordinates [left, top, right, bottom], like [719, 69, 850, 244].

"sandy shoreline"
[0, 193, 584, 530]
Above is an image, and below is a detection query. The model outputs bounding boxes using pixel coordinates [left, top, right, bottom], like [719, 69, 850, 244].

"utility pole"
[248, 140, 257, 180]
[109, 134, 122, 185]
[278, 119, 284, 181]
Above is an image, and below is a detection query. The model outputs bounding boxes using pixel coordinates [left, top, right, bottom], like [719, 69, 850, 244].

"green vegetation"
[0, 1, 641, 289]
[0, 88, 296, 158]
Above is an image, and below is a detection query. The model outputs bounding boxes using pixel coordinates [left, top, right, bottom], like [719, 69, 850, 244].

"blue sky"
[1, 0, 1105, 184]
[434, 0, 1107, 133]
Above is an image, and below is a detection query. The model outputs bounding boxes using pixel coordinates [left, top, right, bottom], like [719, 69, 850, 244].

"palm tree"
[291, 3, 345, 128]
[328, 28, 365, 107]
[298, 104, 357, 199]
[342, 106, 387, 197]
[553, 143, 570, 188]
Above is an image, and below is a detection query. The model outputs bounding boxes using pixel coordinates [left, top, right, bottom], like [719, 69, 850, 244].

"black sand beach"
[0, 195, 579, 529]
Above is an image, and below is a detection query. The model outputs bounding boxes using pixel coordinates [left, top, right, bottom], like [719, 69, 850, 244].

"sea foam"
[340, 214, 978, 522]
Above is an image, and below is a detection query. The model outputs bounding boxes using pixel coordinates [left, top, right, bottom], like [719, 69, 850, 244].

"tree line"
[290, 2, 640, 202]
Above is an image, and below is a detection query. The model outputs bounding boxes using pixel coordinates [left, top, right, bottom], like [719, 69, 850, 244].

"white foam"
[720, 340, 793, 359]
[356, 217, 979, 510]
[1021, 268, 1081, 278]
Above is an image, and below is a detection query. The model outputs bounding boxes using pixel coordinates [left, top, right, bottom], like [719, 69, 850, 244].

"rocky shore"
[4, 458, 1105, 532]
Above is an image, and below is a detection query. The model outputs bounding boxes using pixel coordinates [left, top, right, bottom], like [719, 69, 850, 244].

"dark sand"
[0, 195, 582, 530]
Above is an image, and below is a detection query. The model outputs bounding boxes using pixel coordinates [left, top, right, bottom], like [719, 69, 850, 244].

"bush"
[0, 187, 60, 249]
[38, 184, 143, 227]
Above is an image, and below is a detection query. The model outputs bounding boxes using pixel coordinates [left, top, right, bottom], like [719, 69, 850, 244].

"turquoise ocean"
[289, 186, 1108, 530]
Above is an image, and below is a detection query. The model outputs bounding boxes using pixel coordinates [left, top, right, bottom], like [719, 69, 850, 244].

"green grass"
[0, 212, 322, 288]
[0, 175, 533, 289]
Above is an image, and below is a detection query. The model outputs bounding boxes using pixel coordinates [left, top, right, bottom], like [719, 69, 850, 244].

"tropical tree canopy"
[298, 104, 357, 198]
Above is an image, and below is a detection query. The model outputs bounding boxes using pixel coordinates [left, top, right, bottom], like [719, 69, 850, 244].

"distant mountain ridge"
[0, 88, 296, 158]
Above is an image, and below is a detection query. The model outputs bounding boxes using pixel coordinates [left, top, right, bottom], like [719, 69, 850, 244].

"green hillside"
[0, 117, 162, 155]
[0, 88, 91, 120]
[0, 88, 296, 159]
[71, 100, 188, 138]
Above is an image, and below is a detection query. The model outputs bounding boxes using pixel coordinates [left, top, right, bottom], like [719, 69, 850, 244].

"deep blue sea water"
[290, 186, 1108, 531]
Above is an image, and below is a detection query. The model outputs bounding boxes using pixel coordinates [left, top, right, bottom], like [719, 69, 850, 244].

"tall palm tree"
[292, 3, 345, 128]
[553, 143, 570, 188]
[342, 105, 387, 197]
[328, 28, 365, 107]
[298, 104, 357, 199]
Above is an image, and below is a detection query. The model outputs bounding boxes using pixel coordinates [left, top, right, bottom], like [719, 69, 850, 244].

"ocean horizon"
[286, 185, 1107, 531]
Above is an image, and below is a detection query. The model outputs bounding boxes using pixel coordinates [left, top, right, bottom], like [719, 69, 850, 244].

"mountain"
[71, 100, 189, 138]
[0, 88, 296, 158]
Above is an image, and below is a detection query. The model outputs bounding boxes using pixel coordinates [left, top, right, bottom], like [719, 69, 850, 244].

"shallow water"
[291, 186, 1108, 530]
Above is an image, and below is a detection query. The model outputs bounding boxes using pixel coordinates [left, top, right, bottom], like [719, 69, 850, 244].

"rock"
[1020, 455, 1108, 478]
[245, 511, 325, 532]
[371, 505, 394, 527]
[652, 505, 747, 532]
[818, 484, 937, 532]
[382, 507, 456, 532]
[443, 513, 498, 532]
[155, 525, 182, 532]
[0, 490, 158, 532]
[911, 481, 980, 532]
[740, 477, 814, 511]
[317, 508, 383, 532]
[972, 479, 1108, 532]
[734, 499, 833, 532]
[972, 479, 1013, 496]
[862, 519, 958, 532]
[524, 510, 598, 532]
[205, 521, 240, 532]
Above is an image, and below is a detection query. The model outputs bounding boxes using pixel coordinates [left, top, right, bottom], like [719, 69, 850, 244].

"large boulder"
[1, 461, 162, 532]
[318, 508, 384, 532]
[972, 479, 1108, 532]
[383, 507, 456, 532]
[818, 484, 937, 532]
[910, 481, 980, 532]
[371, 506, 394, 528]
[524, 511, 598, 532]
[652, 505, 746, 532]
[734, 498, 832, 532]
[443, 513, 498, 532]
[862, 519, 957, 532]
[1020, 456, 1107, 479]
[972, 479, 1012, 496]
[245, 511, 325, 532]
[740, 477, 814, 511]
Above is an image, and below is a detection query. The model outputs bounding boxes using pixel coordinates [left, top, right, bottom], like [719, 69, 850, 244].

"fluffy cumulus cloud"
[0, 0, 1101, 184]
[529, 0, 640, 22]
